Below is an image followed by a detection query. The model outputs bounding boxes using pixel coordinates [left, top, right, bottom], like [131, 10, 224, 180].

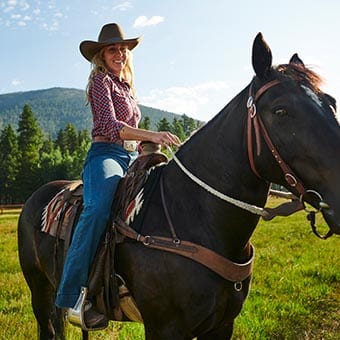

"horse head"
[251, 33, 340, 236]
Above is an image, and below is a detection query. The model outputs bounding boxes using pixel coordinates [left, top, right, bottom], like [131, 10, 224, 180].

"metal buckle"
[123, 140, 138, 152]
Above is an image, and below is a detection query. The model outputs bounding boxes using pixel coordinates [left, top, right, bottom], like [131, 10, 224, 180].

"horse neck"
[163, 90, 269, 259]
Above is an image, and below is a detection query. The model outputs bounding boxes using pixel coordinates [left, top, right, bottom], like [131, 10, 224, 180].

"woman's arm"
[119, 126, 181, 146]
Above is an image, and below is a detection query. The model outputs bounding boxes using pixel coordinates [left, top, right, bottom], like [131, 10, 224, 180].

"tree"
[139, 116, 151, 130]
[171, 118, 186, 141]
[55, 123, 79, 155]
[157, 117, 172, 132]
[181, 114, 200, 137]
[16, 104, 45, 201]
[0, 125, 20, 203]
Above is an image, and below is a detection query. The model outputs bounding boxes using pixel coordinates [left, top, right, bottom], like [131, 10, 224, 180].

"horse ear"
[289, 53, 304, 66]
[252, 32, 272, 80]
[324, 93, 337, 112]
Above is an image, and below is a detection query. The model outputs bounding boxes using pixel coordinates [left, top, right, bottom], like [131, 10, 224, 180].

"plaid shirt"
[89, 72, 141, 142]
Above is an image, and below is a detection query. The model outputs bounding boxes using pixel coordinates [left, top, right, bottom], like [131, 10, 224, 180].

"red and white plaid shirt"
[89, 72, 141, 143]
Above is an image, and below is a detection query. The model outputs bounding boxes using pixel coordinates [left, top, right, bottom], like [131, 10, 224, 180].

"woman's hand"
[120, 126, 181, 146]
[150, 131, 181, 147]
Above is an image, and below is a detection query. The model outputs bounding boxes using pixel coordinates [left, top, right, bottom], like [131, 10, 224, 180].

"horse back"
[17, 180, 74, 282]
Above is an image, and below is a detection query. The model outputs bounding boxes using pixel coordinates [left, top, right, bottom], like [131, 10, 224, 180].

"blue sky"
[1, 0, 340, 122]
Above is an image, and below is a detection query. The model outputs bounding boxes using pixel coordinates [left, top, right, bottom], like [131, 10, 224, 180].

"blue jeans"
[55, 142, 137, 308]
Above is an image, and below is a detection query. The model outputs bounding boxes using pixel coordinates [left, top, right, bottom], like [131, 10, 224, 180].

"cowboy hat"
[80, 23, 141, 62]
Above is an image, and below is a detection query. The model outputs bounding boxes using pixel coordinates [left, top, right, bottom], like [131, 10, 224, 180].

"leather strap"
[247, 79, 307, 197]
[114, 217, 254, 282]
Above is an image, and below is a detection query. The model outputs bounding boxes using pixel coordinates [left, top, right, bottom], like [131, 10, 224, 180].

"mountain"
[0, 87, 184, 136]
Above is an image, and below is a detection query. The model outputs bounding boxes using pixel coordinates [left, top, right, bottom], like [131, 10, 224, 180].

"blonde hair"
[85, 46, 136, 102]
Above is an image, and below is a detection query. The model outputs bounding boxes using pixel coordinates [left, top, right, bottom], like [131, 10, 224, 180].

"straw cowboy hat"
[80, 23, 141, 61]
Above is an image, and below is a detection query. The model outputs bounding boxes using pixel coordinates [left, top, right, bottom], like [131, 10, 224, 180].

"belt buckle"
[123, 140, 137, 152]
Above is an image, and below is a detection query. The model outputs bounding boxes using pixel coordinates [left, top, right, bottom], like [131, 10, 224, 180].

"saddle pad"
[41, 182, 83, 240]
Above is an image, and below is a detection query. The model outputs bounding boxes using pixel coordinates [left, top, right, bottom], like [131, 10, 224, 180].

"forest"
[0, 104, 201, 203]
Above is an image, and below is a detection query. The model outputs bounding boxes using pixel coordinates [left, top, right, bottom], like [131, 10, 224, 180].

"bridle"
[118, 77, 335, 286]
[246, 78, 333, 239]
[168, 77, 333, 239]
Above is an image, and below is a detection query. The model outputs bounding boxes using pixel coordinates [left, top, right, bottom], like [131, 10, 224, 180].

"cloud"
[112, 1, 132, 11]
[140, 81, 232, 122]
[11, 79, 23, 86]
[133, 16, 164, 28]
[0, 0, 64, 31]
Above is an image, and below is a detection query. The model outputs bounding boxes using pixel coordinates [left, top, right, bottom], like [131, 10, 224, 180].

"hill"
[0, 87, 184, 136]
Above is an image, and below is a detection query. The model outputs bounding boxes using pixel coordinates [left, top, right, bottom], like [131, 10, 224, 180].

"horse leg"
[196, 321, 234, 340]
[144, 321, 192, 340]
[26, 269, 65, 340]
[81, 330, 89, 340]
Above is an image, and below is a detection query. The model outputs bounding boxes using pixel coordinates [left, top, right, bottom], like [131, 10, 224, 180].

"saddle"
[87, 148, 168, 324]
[41, 143, 168, 328]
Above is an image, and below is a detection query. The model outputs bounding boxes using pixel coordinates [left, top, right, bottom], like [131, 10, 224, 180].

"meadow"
[0, 198, 339, 339]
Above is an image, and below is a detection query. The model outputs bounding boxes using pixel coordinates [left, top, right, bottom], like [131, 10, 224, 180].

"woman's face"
[103, 43, 129, 76]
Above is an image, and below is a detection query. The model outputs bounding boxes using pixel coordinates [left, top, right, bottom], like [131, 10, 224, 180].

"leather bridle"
[246, 78, 333, 239]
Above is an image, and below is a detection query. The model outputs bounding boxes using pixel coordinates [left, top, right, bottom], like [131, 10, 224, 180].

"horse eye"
[273, 107, 287, 116]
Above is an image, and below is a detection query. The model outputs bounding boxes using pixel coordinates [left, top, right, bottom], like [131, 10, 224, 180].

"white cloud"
[133, 16, 164, 28]
[1, 1, 64, 31]
[3, 6, 14, 13]
[140, 81, 232, 122]
[42, 19, 59, 31]
[21, 2, 29, 11]
[11, 79, 23, 86]
[112, 1, 132, 11]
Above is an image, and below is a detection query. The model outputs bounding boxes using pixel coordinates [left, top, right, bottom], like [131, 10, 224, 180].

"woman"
[55, 23, 180, 329]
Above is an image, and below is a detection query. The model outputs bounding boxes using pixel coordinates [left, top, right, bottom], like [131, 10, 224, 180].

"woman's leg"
[56, 144, 132, 308]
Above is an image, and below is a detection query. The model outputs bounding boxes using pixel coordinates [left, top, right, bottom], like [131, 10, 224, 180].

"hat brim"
[80, 36, 141, 62]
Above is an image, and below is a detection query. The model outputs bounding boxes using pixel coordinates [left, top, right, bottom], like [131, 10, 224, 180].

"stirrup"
[66, 286, 92, 331]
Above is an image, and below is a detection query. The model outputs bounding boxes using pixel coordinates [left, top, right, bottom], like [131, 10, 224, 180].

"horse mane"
[274, 63, 323, 93]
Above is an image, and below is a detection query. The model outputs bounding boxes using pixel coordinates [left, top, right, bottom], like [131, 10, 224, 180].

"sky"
[1, 0, 340, 122]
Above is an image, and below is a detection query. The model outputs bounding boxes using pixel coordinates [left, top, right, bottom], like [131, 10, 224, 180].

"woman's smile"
[103, 44, 128, 76]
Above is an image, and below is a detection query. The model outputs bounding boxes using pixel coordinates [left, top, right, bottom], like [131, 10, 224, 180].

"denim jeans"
[55, 142, 137, 308]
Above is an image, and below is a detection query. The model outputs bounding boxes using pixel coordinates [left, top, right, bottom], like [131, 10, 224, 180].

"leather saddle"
[46, 143, 168, 326]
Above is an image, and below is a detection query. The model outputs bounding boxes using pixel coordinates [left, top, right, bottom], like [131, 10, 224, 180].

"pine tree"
[156, 117, 172, 132]
[0, 125, 20, 203]
[181, 114, 201, 137]
[171, 118, 186, 141]
[16, 104, 45, 201]
[139, 116, 151, 130]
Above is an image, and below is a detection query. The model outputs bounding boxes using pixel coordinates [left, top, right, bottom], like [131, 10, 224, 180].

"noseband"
[247, 78, 333, 239]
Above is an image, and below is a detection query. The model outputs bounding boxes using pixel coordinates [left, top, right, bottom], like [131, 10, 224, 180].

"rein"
[164, 79, 333, 239]
[168, 146, 267, 217]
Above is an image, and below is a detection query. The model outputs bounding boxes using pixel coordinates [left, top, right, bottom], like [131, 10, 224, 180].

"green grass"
[0, 202, 339, 339]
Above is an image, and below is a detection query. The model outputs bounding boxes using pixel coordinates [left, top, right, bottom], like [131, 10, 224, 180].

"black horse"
[18, 33, 340, 340]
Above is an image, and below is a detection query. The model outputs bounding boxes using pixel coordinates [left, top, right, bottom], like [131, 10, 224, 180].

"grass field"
[0, 199, 339, 339]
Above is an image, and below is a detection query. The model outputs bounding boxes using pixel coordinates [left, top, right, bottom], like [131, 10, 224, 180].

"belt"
[92, 136, 111, 143]
[92, 136, 138, 152]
